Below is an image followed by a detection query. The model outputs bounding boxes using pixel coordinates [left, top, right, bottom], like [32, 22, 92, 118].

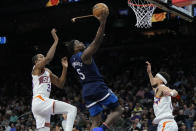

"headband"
[156, 73, 167, 84]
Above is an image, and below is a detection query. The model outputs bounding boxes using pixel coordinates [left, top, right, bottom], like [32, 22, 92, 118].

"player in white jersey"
[31, 28, 77, 131]
[146, 61, 178, 131]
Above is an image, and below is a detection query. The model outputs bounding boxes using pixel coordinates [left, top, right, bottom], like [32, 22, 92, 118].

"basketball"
[92, 3, 109, 18]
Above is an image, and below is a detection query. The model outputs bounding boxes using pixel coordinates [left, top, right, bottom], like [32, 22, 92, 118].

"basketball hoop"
[128, 0, 156, 28]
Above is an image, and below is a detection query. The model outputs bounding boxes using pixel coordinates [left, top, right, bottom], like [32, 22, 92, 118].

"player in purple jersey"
[65, 8, 123, 131]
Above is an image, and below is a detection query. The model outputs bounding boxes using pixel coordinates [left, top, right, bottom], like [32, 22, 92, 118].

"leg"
[32, 98, 52, 130]
[53, 100, 77, 131]
[100, 92, 124, 129]
[158, 120, 178, 131]
[104, 105, 124, 127]
[165, 121, 178, 131]
[38, 127, 50, 131]
[61, 114, 67, 130]
[87, 103, 104, 130]
[90, 113, 102, 130]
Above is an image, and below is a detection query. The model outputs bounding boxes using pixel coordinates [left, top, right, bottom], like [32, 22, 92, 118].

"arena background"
[0, 0, 196, 130]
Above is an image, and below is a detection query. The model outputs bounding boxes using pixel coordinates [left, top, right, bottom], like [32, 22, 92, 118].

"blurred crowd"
[0, 45, 196, 131]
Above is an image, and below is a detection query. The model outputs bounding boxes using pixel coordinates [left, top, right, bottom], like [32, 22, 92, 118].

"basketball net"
[128, 0, 156, 28]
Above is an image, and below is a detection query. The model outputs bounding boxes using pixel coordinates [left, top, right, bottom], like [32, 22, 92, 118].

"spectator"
[192, 121, 196, 131]
[176, 109, 186, 123]
[179, 123, 187, 131]
[10, 123, 16, 131]
[133, 103, 143, 113]
[9, 112, 18, 123]
[5, 122, 11, 131]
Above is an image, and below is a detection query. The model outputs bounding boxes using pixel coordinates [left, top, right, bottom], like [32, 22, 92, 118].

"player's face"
[74, 40, 86, 52]
[154, 76, 163, 85]
[35, 54, 45, 64]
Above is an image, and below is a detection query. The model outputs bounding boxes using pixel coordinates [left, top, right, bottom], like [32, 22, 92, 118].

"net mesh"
[128, 0, 156, 28]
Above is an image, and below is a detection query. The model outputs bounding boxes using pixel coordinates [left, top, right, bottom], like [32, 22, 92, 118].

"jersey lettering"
[39, 76, 50, 84]
[47, 84, 51, 92]
[77, 69, 85, 80]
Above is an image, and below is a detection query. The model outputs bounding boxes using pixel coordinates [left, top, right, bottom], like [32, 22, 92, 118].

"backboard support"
[144, 0, 194, 22]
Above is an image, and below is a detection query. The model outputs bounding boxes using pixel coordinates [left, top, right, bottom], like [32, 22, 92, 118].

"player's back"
[153, 89, 174, 124]
[32, 68, 51, 98]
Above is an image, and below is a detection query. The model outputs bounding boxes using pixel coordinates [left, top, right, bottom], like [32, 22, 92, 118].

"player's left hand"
[61, 57, 68, 68]
[146, 61, 151, 73]
[51, 28, 59, 42]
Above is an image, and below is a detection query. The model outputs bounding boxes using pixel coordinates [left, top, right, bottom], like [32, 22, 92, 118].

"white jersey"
[153, 85, 174, 124]
[32, 68, 51, 98]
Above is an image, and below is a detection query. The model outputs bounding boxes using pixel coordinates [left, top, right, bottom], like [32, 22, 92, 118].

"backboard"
[144, 0, 194, 22]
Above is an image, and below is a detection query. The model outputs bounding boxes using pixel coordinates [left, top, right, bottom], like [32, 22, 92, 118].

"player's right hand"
[51, 28, 59, 42]
[146, 61, 151, 73]
[96, 9, 109, 23]
[61, 56, 68, 68]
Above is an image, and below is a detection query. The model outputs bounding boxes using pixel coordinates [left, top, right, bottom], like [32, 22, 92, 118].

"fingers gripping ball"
[93, 3, 109, 17]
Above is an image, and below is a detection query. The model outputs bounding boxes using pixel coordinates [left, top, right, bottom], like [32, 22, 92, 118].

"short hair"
[159, 72, 170, 83]
[32, 54, 38, 65]
[64, 40, 76, 57]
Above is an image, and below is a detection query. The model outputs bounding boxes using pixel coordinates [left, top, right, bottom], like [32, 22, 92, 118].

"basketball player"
[31, 28, 77, 131]
[146, 61, 178, 131]
[65, 8, 123, 131]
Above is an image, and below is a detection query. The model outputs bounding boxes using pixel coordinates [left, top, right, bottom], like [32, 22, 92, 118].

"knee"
[117, 106, 124, 114]
[71, 106, 77, 114]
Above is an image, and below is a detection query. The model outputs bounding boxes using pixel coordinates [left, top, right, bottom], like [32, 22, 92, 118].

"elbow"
[45, 57, 52, 64]
[57, 81, 65, 89]
[58, 83, 64, 89]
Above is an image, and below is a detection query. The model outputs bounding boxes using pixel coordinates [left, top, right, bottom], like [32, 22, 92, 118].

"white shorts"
[32, 95, 56, 129]
[157, 119, 178, 131]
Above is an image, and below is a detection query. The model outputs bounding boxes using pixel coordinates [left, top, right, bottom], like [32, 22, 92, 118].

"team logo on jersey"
[39, 76, 50, 84]
[154, 97, 161, 105]
[72, 61, 83, 68]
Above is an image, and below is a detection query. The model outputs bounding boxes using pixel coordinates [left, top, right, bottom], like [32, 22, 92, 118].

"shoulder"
[158, 84, 172, 92]
[32, 65, 40, 76]
[158, 84, 168, 89]
[45, 68, 52, 75]
[70, 52, 82, 61]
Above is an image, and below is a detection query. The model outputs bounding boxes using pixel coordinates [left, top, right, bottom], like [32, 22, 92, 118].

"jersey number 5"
[77, 69, 85, 80]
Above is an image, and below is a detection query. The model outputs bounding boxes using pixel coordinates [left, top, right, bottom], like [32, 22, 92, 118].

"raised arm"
[35, 28, 59, 69]
[81, 10, 109, 64]
[49, 57, 68, 89]
[146, 61, 157, 87]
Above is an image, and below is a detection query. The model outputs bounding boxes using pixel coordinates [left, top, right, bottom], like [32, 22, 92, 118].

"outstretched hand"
[51, 28, 58, 41]
[96, 9, 109, 23]
[61, 57, 68, 68]
[146, 61, 151, 73]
